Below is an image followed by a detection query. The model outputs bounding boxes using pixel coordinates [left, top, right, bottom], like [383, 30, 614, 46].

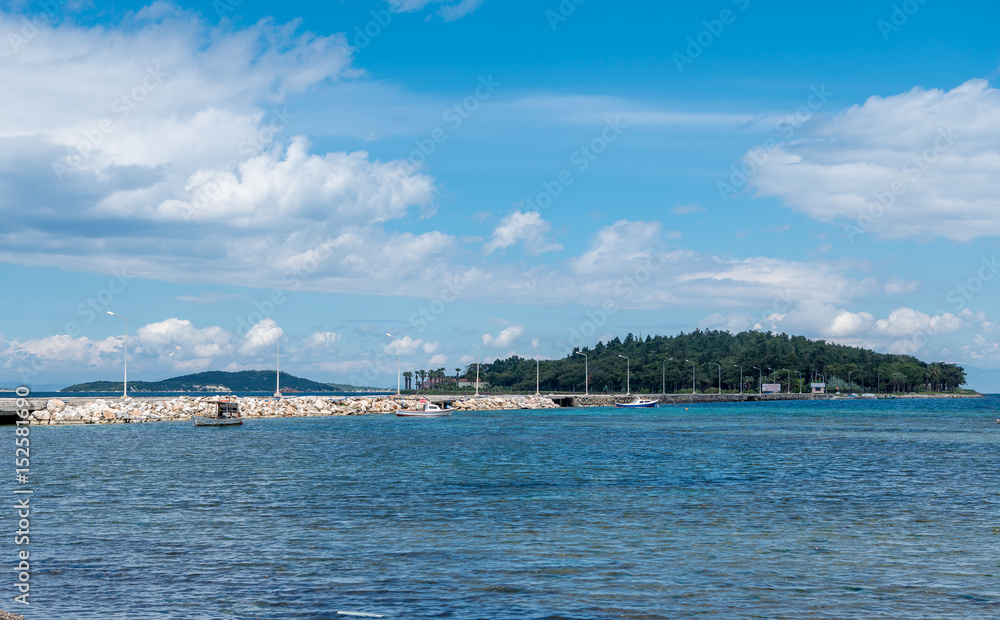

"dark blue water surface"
[6, 397, 1000, 619]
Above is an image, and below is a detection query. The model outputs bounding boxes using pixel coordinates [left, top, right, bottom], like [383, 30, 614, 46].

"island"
[61, 370, 385, 393]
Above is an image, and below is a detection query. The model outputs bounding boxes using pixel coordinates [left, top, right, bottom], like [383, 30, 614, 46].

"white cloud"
[239, 319, 282, 356]
[427, 354, 448, 365]
[422, 342, 440, 354]
[884, 277, 920, 295]
[568, 220, 666, 275]
[873, 308, 964, 338]
[385, 336, 425, 355]
[135, 317, 235, 361]
[747, 79, 1000, 241]
[142, 138, 435, 228]
[1, 334, 120, 368]
[483, 324, 525, 348]
[304, 331, 342, 350]
[698, 312, 754, 333]
[484, 211, 562, 256]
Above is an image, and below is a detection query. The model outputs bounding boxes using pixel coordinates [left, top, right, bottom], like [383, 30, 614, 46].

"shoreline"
[4, 391, 983, 426]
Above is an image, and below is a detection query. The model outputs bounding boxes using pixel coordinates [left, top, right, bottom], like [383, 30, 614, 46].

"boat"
[193, 398, 243, 426]
[614, 397, 658, 408]
[396, 399, 455, 417]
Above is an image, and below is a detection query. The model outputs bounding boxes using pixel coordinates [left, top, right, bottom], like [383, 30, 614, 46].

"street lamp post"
[474, 344, 481, 397]
[753, 366, 761, 393]
[274, 336, 281, 398]
[618, 355, 630, 395]
[575, 351, 588, 395]
[734, 365, 743, 395]
[386, 333, 401, 396]
[106, 311, 128, 398]
[784, 369, 791, 395]
[685, 360, 696, 394]
[663, 358, 673, 394]
[848, 370, 852, 393]
[532, 348, 540, 396]
[768, 367, 776, 392]
[713, 362, 722, 395]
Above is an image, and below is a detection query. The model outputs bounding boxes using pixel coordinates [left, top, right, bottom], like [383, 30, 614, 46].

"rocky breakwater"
[450, 395, 559, 411]
[27, 394, 559, 425]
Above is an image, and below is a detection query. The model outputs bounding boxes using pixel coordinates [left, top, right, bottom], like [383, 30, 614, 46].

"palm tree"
[402, 371, 413, 391]
[417, 369, 426, 390]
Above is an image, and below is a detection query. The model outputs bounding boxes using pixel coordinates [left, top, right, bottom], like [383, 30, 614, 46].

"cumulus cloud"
[746, 79, 1000, 241]
[303, 331, 342, 350]
[427, 354, 448, 365]
[873, 308, 964, 338]
[484, 211, 562, 256]
[0, 7, 438, 293]
[384, 336, 427, 355]
[1, 334, 121, 369]
[483, 324, 525, 348]
[703, 303, 969, 358]
[239, 319, 282, 356]
[135, 317, 235, 361]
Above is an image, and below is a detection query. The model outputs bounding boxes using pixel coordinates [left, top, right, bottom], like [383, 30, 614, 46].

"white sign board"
[762, 383, 781, 393]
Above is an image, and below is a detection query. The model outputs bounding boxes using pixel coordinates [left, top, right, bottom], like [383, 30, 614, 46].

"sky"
[3, 0, 1000, 391]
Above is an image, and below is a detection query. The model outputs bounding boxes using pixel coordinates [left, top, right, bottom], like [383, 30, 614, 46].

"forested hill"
[472, 330, 967, 394]
[61, 370, 379, 393]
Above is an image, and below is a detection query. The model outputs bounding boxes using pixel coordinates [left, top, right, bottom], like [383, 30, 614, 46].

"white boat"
[614, 397, 658, 408]
[396, 399, 455, 417]
[193, 398, 243, 426]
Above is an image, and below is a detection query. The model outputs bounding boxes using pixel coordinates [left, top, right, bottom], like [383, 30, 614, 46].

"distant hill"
[61, 370, 385, 393]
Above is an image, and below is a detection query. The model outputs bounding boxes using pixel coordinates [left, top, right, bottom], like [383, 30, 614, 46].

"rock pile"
[26, 394, 559, 425]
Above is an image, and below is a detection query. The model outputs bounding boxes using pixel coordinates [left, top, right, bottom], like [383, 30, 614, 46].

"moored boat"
[396, 399, 454, 417]
[615, 397, 657, 408]
[193, 398, 244, 426]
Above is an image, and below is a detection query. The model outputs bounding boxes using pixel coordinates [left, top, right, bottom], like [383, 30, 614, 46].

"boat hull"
[614, 401, 657, 408]
[192, 415, 243, 426]
[396, 409, 454, 417]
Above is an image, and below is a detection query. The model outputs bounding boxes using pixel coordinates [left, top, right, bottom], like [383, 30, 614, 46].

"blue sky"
[3, 0, 1000, 390]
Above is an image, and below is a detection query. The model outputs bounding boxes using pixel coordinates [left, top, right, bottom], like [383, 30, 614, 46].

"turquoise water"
[7, 397, 1000, 619]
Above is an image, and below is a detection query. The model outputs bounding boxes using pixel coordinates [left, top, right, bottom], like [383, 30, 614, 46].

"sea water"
[6, 397, 1000, 619]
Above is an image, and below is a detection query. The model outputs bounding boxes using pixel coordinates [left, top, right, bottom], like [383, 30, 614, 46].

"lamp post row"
[102, 314, 840, 398]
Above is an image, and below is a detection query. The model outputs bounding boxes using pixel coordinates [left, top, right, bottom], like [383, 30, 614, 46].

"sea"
[4, 396, 999, 619]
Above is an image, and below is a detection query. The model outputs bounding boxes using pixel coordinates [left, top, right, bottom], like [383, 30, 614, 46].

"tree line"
[449, 330, 967, 394]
